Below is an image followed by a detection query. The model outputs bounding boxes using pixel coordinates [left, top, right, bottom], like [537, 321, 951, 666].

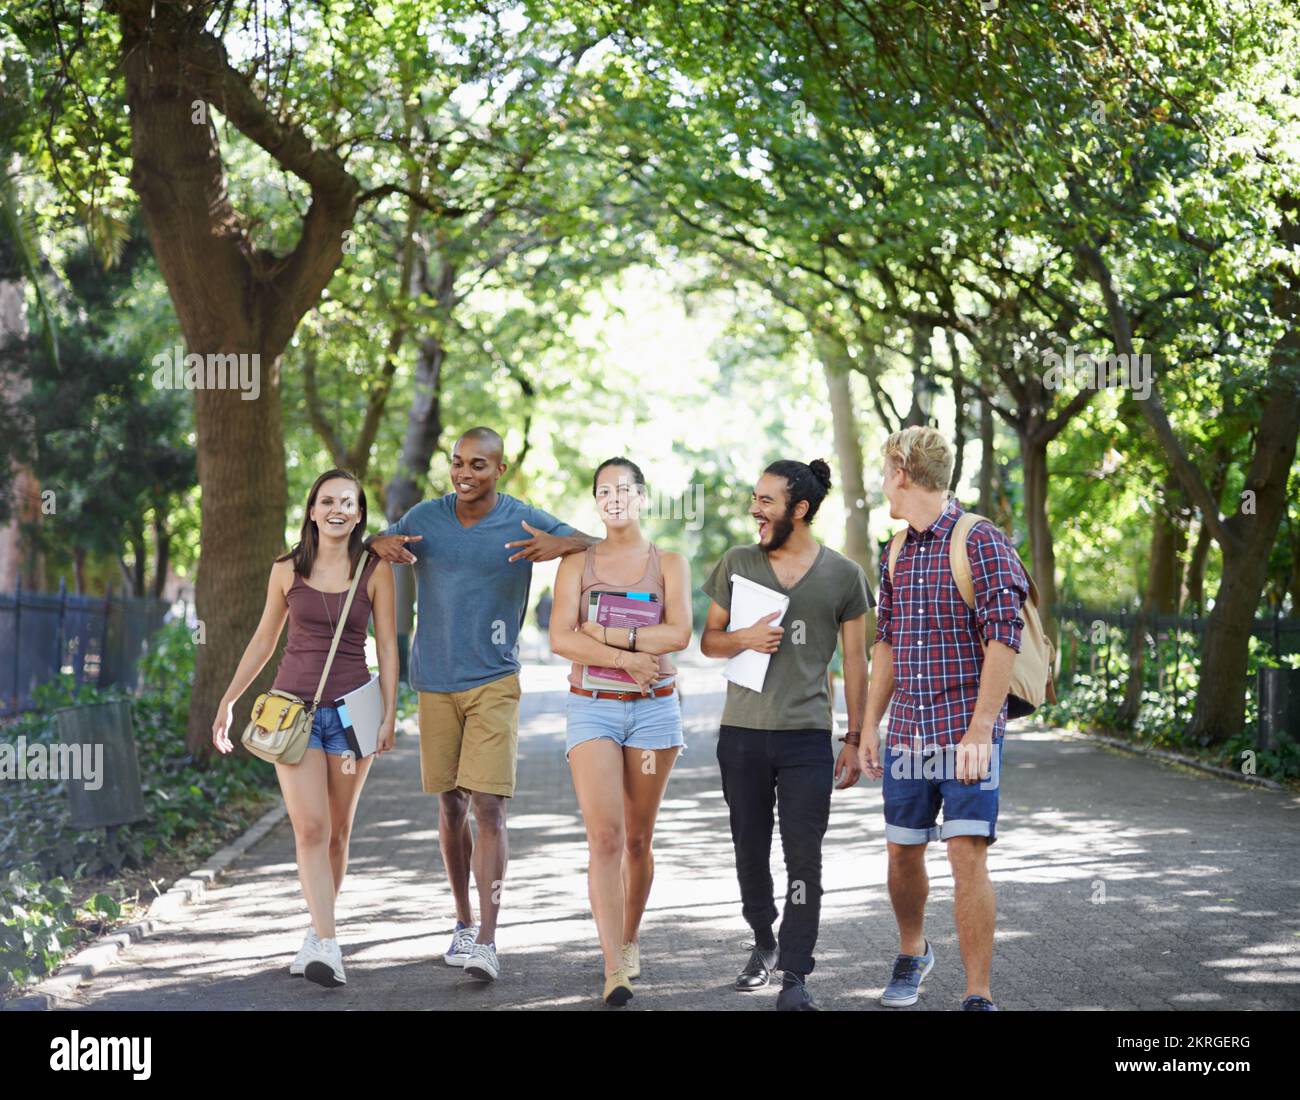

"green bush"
[1, 619, 281, 993]
[0, 867, 76, 992]
[1045, 628, 1299, 781]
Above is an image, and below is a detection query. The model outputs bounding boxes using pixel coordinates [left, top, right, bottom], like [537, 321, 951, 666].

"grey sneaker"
[443, 922, 479, 967]
[881, 940, 934, 1007]
[464, 941, 500, 982]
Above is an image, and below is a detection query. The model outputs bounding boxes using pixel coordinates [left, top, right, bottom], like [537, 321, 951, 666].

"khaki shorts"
[417, 674, 521, 797]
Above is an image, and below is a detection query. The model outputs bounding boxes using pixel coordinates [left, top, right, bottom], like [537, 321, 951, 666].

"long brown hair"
[276, 469, 369, 577]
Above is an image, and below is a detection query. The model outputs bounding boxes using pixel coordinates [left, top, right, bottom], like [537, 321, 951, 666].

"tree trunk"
[818, 338, 875, 581]
[1187, 374, 1300, 742]
[947, 328, 966, 491]
[1184, 518, 1212, 613]
[1019, 426, 1059, 645]
[0, 210, 39, 592]
[115, 1, 358, 754]
[1082, 213, 1300, 743]
[1118, 479, 1184, 726]
[152, 512, 170, 600]
[977, 395, 996, 517]
[1183, 452, 1228, 613]
[1290, 527, 1300, 614]
[903, 324, 934, 427]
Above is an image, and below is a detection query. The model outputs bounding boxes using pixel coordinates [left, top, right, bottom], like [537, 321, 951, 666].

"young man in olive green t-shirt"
[701, 458, 873, 1011]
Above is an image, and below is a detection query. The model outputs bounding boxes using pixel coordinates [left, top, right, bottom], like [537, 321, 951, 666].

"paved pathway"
[56, 663, 1300, 1011]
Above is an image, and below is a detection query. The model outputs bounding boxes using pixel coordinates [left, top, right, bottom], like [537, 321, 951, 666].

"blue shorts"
[565, 681, 686, 759]
[306, 705, 352, 756]
[882, 741, 1003, 845]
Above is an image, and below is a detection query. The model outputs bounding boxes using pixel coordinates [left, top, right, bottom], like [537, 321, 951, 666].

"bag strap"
[949, 512, 1044, 611]
[948, 512, 986, 610]
[886, 529, 907, 585]
[310, 551, 370, 710]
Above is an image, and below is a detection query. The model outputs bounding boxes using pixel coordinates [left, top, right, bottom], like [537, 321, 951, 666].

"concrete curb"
[4, 799, 286, 1011]
[1030, 725, 1286, 791]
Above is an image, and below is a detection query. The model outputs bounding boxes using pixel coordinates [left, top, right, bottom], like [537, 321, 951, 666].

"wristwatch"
[839, 729, 862, 746]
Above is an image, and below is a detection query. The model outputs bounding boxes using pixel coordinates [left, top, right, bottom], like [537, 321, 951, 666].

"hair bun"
[809, 458, 832, 491]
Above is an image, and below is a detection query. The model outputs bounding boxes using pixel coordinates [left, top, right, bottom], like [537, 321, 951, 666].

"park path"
[53, 661, 1300, 1011]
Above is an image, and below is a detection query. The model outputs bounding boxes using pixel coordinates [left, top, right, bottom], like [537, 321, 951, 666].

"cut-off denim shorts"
[306, 704, 352, 756]
[564, 679, 686, 759]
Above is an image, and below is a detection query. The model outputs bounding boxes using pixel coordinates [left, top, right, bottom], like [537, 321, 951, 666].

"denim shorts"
[564, 681, 686, 759]
[306, 705, 352, 756]
[881, 741, 1004, 845]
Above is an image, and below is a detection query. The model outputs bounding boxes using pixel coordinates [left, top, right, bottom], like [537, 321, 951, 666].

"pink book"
[582, 592, 663, 690]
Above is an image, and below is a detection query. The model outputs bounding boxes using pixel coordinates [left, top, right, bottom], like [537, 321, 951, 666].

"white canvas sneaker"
[464, 942, 500, 982]
[289, 928, 319, 977]
[303, 936, 346, 988]
[443, 923, 479, 967]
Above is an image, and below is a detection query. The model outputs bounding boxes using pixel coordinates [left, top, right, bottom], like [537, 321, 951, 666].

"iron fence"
[0, 579, 173, 717]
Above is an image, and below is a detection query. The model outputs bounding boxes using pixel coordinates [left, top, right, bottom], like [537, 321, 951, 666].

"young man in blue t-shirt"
[368, 427, 595, 982]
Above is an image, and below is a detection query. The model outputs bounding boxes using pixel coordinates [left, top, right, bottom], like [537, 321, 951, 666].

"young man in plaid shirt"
[858, 426, 1028, 1012]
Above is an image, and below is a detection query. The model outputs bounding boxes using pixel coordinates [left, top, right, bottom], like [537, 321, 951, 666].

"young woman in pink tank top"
[209, 469, 397, 989]
[549, 458, 693, 1007]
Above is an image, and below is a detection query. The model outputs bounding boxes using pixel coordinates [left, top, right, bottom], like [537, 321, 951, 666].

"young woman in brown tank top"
[549, 458, 693, 1007]
[210, 469, 397, 989]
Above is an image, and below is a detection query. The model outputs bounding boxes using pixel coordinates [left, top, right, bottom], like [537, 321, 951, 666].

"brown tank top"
[567, 542, 677, 689]
[272, 554, 379, 703]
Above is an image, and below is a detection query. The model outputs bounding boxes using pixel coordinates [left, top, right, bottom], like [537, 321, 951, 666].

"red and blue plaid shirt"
[875, 498, 1028, 752]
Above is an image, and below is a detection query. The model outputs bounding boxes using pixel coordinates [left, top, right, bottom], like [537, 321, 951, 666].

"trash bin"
[54, 699, 147, 829]
[1257, 667, 1300, 751]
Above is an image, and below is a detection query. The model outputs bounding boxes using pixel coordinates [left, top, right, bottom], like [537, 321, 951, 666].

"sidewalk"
[51, 663, 1300, 1011]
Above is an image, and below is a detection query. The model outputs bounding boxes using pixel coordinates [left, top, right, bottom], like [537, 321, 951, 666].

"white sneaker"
[443, 923, 479, 968]
[464, 941, 499, 982]
[289, 928, 319, 977]
[303, 936, 346, 987]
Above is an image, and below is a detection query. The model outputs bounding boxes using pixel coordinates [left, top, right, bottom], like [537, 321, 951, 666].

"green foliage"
[0, 867, 77, 991]
[1, 621, 276, 972]
[1044, 631, 1300, 780]
[0, 620, 278, 994]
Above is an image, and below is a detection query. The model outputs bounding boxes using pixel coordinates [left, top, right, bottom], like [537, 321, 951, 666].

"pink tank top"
[272, 555, 379, 703]
[567, 543, 677, 690]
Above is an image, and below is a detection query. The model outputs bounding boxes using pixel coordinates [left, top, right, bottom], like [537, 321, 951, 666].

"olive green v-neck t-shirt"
[702, 543, 873, 731]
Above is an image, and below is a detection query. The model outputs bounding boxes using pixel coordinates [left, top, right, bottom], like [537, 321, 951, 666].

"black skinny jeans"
[717, 725, 834, 976]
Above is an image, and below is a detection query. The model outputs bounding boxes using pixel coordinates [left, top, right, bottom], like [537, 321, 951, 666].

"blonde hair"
[882, 426, 954, 493]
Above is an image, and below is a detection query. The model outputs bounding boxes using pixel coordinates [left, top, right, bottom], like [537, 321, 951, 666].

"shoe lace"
[891, 955, 923, 982]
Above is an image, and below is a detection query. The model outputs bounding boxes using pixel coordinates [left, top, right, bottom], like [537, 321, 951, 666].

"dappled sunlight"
[52, 690, 1300, 1012]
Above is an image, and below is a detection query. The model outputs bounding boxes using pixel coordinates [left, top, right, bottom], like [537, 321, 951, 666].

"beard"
[762, 507, 797, 553]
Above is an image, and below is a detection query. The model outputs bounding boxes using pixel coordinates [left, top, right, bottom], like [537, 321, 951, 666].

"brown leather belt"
[570, 683, 676, 702]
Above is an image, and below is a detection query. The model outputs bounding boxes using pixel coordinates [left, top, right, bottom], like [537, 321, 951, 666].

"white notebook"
[723, 574, 790, 693]
[336, 674, 384, 757]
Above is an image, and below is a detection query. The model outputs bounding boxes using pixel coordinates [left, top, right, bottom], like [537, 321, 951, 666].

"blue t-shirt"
[384, 492, 576, 693]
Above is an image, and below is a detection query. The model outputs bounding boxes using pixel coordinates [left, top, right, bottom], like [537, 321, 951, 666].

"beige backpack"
[887, 512, 1057, 718]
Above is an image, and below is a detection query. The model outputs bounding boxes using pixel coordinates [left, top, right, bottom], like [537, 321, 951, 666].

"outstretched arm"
[506, 521, 598, 563]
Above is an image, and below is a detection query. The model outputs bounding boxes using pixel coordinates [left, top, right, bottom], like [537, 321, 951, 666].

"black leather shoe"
[776, 973, 818, 1011]
[735, 945, 778, 991]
